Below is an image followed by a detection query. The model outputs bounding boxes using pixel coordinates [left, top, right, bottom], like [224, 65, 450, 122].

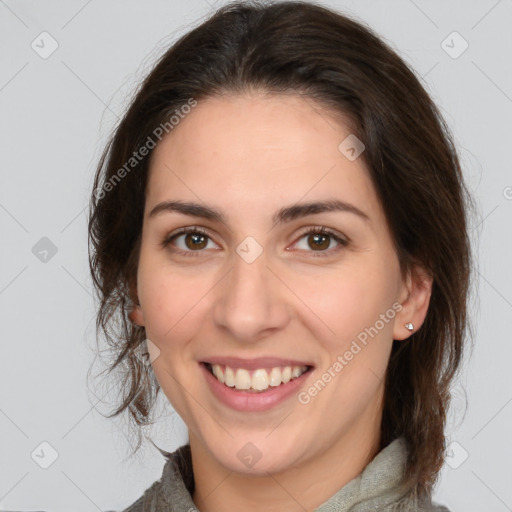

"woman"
[88, 1, 473, 510]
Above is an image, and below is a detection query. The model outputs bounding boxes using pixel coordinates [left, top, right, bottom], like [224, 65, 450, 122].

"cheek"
[295, 263, 397, 345]
[137, 258, 211, 418]
[142, 279, 206, 343]
[293, 264, 397, 407]
[137, 249, 211, 344]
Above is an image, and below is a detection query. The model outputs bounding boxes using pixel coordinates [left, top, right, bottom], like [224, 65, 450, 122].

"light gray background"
[1, 0, 511, 510]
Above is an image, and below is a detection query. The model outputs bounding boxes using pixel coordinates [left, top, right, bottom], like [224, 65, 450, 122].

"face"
[131, 93, 429, 475]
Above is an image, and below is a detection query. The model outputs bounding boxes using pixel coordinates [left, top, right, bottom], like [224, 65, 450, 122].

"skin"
[130, 92, 432, 512]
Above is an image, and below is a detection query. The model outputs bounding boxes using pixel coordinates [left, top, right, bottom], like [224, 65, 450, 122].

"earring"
[128, 309, 140, 326]
[404, 322, 414, 332]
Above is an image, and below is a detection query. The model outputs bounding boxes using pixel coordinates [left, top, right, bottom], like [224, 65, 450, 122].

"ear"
[127, 278, 145, 327]
[129, 304, 145, 327]
[393, 264, 433, 340]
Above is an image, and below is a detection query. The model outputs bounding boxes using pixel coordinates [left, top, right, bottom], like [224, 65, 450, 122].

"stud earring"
[404, 322, 414, 332]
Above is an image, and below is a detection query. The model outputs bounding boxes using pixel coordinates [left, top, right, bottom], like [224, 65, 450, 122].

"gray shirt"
[120, 437, 451, 511]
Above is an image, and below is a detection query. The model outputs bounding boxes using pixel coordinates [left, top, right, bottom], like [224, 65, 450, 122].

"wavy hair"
[87, 0, 475, 499]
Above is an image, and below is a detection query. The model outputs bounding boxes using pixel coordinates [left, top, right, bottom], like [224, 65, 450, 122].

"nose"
[213, 248, 291, 344]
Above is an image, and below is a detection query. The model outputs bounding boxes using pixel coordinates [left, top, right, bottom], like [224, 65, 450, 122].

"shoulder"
[426, 503, 451, 512]
[420, 493, 452, 511]
[376, 481, 452, 512]
[118, 479, 163, 512]
[381, 500, 452, 512]
[117, 444, 194, 512]
[416, 496, 452, 512]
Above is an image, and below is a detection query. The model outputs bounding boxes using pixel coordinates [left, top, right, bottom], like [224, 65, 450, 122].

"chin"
[204, 432, 307, 475]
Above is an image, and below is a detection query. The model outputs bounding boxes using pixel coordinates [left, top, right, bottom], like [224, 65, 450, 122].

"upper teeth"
[210, 364, 308, 391]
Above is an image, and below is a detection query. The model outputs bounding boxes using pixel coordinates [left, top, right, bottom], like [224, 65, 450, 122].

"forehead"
[146, 93, 380, 224]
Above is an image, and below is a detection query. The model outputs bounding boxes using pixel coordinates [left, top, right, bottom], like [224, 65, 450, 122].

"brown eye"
[293, 227, 348, 256]
[183, 232, 208, 250]
[307, 232, 331, 251]
[161, 227, 218, 256]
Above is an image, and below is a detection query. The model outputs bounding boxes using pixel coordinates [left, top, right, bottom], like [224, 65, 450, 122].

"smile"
[200, 356, 315, 411]
[204, 363, 311, 392]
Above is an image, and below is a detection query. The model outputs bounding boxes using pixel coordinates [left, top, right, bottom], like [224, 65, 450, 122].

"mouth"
[201, 362, 314, 393]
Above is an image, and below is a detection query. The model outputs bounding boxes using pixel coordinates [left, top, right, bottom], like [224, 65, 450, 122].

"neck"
[190, 419, 382, 512]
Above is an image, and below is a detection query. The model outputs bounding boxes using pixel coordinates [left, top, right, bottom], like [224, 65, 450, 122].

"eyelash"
[161, 226, 349, 258]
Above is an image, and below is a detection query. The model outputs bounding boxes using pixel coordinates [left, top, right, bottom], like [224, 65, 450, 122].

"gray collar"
[314, 437, 416, 511]
[153, 437, 421, 512]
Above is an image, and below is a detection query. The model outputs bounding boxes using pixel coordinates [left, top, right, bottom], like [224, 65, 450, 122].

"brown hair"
[87, 0, 474, 499]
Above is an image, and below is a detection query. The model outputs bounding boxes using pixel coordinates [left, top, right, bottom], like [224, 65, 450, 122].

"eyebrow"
[148, 199, 370, 226]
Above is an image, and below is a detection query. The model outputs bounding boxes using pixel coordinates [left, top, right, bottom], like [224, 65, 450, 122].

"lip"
[202, 356, 314, 371]
[200, 362, 314, 412]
